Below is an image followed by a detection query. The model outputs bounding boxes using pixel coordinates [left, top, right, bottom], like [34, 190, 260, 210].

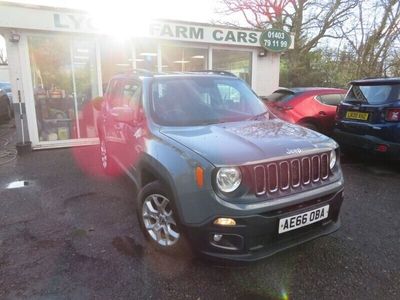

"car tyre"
[137, 180, 189, 256]
[300, 122, 318, 131]
[0, 96, 12, 122]
[6, 103, 13, 121]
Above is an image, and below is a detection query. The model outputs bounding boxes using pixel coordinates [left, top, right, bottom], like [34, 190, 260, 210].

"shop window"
[212, 49, 252, 84]
[161, 45, 207, 72]
[134, 41, 158, 72]
[28, 35, 99, 142]
[100, 40, 132, 87]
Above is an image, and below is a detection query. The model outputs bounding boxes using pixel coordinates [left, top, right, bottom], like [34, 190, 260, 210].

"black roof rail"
[361, 76, 389, 80]
[119, 68, 155, 77]
[189, 70, 237, 77]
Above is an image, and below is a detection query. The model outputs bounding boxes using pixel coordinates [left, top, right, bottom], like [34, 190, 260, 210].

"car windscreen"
[150, 77, 268, 126]
[345, 84, 400, 104]
[265, 91, 296, 103]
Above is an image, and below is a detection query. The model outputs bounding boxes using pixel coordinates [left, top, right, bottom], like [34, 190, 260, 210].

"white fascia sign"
[0, 3, 294, 49]
[148, 22, 261, 47]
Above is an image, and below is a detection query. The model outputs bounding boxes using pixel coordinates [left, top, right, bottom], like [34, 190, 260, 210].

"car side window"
[122, 81, 142, 111]
[107, 79, 125, 109]
[317, 94, 344, 106]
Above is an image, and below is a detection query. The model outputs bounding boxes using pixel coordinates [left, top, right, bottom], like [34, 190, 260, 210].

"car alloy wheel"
[142, 194, 180, 246]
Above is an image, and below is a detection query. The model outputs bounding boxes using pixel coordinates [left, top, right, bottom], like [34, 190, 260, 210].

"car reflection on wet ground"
[0, 124, 399, 299]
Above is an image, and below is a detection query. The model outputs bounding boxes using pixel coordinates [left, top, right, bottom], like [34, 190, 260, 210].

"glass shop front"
[27, 35, 253, 145]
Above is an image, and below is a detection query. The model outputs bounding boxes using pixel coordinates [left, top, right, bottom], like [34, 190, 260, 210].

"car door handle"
[319, 111, 327, 116]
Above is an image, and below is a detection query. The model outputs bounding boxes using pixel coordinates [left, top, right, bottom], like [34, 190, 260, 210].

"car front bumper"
[183, 189, 343, 262]
[333, 128, 400, 159]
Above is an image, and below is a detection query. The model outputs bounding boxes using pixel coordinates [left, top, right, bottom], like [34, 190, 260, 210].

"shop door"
[28, 36, 100, 144]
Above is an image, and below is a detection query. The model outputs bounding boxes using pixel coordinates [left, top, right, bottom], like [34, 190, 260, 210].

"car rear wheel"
[6, 103, 12, 121]
[300, 122, 318, 131]
[0, 96, 12, 122]
[137, 181, 188, 254]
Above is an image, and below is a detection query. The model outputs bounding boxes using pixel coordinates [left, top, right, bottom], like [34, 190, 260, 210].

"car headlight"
[216, 167, 242, 193]
[329, 150, 337, 170]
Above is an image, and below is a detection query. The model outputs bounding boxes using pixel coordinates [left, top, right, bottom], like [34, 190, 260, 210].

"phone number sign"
[260, 29, 291, 52]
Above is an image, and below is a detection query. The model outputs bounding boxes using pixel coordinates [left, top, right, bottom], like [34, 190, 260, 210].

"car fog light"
[214, 217, 236, 226]
[213, 234, 223, 242]
[329, 150, 337, 170]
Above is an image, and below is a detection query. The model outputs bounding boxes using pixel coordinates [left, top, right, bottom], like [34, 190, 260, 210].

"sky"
[2, 0, 224, 22]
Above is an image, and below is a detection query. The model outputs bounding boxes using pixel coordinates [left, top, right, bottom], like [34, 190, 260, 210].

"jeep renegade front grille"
[252, 152, 330, 196]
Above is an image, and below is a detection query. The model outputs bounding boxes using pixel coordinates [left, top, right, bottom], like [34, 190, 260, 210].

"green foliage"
[219, 0, 400, 89]
[280, 47, 373, 88]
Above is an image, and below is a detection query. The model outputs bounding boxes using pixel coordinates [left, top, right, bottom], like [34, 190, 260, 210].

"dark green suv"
[97, 70, 344, 261]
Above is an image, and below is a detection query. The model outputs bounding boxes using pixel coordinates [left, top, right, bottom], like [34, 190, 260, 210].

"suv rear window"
[345, 84, 400, 104]
[265, 90, 296, 103]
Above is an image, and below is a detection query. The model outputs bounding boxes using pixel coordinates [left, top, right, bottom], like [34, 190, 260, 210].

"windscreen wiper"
[249, 111, 270, 121]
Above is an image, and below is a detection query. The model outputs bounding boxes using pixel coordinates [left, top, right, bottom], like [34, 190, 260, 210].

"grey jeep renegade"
[97, 70, 344, 261]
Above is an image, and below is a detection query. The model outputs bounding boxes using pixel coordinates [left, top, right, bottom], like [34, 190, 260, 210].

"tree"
[219, 0, 359, 87]
[218, 0, 295, 29]
[219, 0, 400, 87]
[340, 0, 400, 78]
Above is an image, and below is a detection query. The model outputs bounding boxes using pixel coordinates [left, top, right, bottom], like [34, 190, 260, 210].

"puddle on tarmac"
[6, 180, 30, 189]
[112, 236, 144, 258]
[361, 165, 398, 177]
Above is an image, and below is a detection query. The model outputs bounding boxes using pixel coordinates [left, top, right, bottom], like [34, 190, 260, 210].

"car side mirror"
[110, 106, 135, 124]
[92, 96, 104, 111]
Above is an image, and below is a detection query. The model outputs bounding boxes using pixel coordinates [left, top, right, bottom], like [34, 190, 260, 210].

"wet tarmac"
[0, 123, 399, 299]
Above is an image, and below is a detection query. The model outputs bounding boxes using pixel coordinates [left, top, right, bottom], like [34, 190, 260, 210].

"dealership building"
[0, 1, 292, 150]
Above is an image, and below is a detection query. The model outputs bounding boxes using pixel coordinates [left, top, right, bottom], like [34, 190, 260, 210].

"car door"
[104, 79, 125, 159]
[117, 80, 143, 171]
[316, 93, 345, 132]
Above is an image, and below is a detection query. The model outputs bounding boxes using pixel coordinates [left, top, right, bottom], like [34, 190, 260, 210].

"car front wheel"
[137, 181, 188, 254]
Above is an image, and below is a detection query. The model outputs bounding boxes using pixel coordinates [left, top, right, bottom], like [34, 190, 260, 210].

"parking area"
[0, 123, 399, 300]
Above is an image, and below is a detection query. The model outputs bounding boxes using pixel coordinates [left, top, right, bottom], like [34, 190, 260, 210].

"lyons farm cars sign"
[0, 3, 292, 51]
[148, 22, 292, 50]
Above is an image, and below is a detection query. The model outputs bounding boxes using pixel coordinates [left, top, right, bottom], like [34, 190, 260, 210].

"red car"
[262, 87, 347, 134]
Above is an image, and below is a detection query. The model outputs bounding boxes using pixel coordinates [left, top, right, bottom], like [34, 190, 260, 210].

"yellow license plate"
[346, 111, 369, 121]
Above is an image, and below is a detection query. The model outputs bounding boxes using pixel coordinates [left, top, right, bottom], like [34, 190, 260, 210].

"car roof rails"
[361, 76, 389, 80]
[121, 68, 155, 77]
[189, 70, 237, 77]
